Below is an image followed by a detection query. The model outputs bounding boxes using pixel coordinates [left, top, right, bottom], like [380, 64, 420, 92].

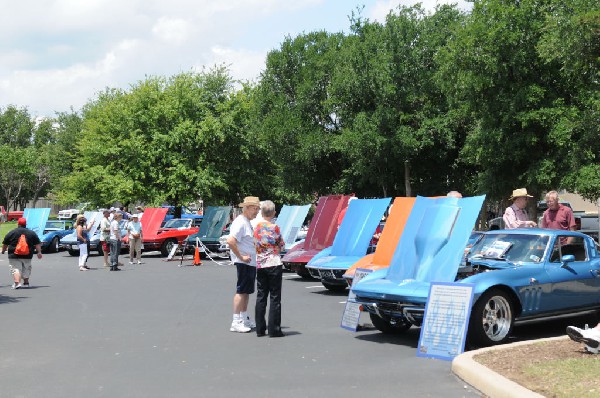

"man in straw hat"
[227, 196, 261, 333]
[503, 188, 537, 229]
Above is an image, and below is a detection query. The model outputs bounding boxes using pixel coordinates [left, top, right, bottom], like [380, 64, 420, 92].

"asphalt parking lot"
[0, 250, 482, 398]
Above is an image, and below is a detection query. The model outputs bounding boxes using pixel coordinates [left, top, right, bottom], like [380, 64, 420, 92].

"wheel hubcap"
[482, 295, 512, 342]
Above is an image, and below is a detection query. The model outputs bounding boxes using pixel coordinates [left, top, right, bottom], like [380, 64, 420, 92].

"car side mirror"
[561, 254, 575, 267]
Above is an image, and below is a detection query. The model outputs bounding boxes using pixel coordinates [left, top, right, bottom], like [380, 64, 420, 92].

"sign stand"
[340, 268, 373, 331]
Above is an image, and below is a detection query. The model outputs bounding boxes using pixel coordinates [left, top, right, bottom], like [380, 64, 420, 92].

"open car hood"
[276, 204, 311, 250]
[282, 195, 351, 264]
[308, 198, 390, 269]
[344, 197, 416, 277]
[23, 208, 50, 238]
[353, 195, 485, 297]
[192, 206, 231, 242]
[142, 208, 169, 237]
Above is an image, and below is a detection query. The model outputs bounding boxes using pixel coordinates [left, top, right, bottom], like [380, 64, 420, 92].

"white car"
[57, 202, 90, 220]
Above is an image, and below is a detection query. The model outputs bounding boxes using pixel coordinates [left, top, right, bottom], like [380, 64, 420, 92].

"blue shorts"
[235, 262, 256, 294]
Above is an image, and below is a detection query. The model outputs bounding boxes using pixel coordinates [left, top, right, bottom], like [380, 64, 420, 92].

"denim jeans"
[110, 239, 121, 266]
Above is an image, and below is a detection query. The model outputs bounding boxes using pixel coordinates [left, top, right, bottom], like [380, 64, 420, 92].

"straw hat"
[509, 188, 533, 200]
[238, 196, 260, 207]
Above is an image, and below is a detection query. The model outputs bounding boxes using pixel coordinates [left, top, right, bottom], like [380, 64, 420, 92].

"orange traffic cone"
[193, 246, 202, 266]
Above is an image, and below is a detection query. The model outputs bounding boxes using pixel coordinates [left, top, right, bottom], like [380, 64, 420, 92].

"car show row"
[8, 194, 600, 347]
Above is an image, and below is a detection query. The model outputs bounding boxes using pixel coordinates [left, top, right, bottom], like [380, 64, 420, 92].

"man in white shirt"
[226, 196, 260, 333]
[100, 210, 111, 267]
[109, 212, 123, 271]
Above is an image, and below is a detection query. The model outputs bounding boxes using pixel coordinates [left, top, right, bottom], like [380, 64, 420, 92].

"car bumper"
[354, 298, 425, 326]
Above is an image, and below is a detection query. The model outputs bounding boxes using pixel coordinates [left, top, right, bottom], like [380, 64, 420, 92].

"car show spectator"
[1, 217, 42, 289]
[503, 188, 537, 229]
[253, 200, 285, 338]
[447, 191, 463, 198]
[541, 191, 577, 232]
[226, 196, 260, 333]
[127, 214, 143, 264]
[109, 212, 123, 271]
[76, 215, 92, 271]
[100, 210, 111, 267]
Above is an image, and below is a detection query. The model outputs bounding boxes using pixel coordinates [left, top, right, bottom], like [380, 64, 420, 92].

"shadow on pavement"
[0, 294, 22, 304]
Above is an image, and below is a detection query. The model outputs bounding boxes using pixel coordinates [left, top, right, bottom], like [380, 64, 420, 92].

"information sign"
[341, 268, 372, 331]
[417, 282, 474, 361]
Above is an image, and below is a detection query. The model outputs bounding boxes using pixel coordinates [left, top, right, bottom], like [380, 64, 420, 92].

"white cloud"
[370, 0, 473, 22]
[0, 0, 472, 117]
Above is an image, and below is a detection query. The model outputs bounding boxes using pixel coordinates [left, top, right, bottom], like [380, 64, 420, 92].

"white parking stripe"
[305, 285, 323, 289]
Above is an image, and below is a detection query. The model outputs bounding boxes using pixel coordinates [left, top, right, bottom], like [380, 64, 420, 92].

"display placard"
[341, 268, 372, 331]
[417, 282, 474, 361]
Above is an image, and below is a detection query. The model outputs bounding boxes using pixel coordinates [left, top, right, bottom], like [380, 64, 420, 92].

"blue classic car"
[353, 196, 600, 347]
[40, 220, 74, 253]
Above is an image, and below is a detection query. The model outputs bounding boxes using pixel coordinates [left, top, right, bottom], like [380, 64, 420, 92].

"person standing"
[503, 188, 537, 229]
[1, 217, 42, 289]
[253, 200, 285, 338]
[226, 196, 260, 333]
[76, 216, 91, 271]
[127, 213, 143, 264]
[100, 209, 111, 267]
[541, 191, 577, 231]
[109, 212, 123, 271]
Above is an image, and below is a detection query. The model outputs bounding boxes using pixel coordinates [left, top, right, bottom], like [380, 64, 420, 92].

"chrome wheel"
[481, 295, 512, 342]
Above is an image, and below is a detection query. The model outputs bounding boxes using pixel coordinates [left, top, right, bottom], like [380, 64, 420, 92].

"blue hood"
[194, 206, 232, 242]
[307, 198, 390, 270]
[23, 208, 51, 238]
[353, 195, 485, 298]
[276, 204, 311, 250]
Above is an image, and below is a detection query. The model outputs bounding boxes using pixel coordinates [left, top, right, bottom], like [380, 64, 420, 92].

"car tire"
[322, 281, 347, 292]
[369, 313, 411, 334]
[51, 237, 59, 253]
[296, 268, 314, 279]
[161, 239, 178, 257]
[67, 249, 78, 256]
[468, 288, 515, 346]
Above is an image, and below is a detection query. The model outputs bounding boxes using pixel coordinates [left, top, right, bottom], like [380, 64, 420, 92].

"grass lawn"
[0, 221, 17, 241]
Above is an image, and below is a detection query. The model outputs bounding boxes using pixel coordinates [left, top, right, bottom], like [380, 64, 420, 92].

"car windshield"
[45, 221, 65, 229]
[163, 219, 191, 229]
[468, 233, 550, 263]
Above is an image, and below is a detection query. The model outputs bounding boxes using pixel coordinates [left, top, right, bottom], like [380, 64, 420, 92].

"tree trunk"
[404, 160, 412, 197]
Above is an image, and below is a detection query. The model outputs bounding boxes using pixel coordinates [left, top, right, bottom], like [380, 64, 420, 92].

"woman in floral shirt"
[253, 200, 285, 337]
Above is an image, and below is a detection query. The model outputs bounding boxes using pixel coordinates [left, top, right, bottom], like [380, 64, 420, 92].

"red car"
[141, 208, 200, 256]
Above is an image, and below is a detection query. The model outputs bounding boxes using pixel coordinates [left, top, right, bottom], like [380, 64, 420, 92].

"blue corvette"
[352, 196, 600, 347]
[40, 220, 74, 253]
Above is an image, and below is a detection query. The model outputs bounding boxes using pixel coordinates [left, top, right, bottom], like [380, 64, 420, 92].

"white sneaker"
[230, 320, 251, 333]
[244, 317, 256, 328]
[137, 261, 142, 264]
[566, 326, 600, 349]
[128, 261, 134, 265]
[11, 282, 23, 290]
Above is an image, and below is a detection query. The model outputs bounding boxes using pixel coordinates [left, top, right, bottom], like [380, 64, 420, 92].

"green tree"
[55, 68, 270, 209]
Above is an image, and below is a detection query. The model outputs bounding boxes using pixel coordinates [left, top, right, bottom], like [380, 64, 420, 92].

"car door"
[543, 235, 600, 310]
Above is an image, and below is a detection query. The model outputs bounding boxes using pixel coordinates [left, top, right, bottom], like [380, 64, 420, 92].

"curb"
[452, 336, 569, 398]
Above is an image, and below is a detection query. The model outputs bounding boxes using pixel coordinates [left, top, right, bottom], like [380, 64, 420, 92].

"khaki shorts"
[9, 257, 33, 278]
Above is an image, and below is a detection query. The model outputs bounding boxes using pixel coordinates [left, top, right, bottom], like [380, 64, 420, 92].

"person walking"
[109, 212, 123, 271]
[127, 213, 143, 264]
[226, 196, 260, 333]
[503, 188, 537, 229]
[1, 217, 42, 288]
[253, 200, 285, 337]
[100, 209, 111, 267]
[76, 216, 91, 271]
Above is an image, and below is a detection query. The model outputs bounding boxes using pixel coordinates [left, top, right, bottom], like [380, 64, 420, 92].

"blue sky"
[0, 0, 471, 117]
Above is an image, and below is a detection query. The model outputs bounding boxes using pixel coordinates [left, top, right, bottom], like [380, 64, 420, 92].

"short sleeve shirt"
[2, 227, 41, 259]
[542, 205, 576, 231]
[229, 214, 257, 266]
[127, 221, 143, 239]
[254, 221, 283, 268]
[109, 220, 121, 240]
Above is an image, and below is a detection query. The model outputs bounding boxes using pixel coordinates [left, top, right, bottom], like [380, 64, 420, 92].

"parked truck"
[0, 206, 24, 222]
